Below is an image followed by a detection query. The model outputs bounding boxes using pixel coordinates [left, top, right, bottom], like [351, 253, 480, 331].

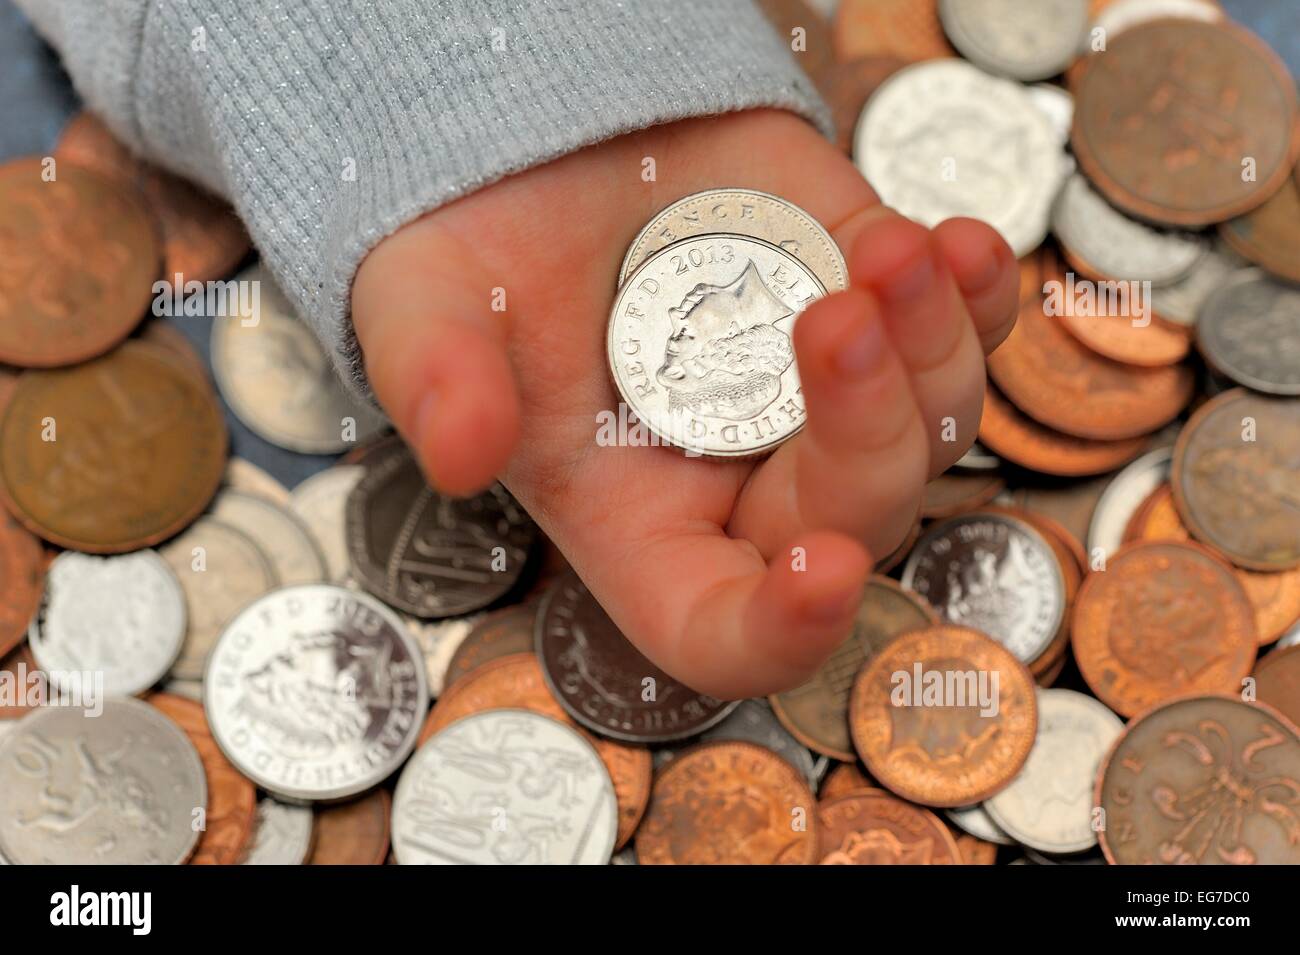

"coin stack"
[0, 0, 1297, 867]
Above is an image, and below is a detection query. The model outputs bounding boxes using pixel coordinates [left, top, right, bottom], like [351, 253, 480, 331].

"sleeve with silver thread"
[14, 0, 831, 399]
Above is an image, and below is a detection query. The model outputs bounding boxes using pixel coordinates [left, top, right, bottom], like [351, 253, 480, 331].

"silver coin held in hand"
[203, 584, 428, 803]
[607, 232, 827, 458]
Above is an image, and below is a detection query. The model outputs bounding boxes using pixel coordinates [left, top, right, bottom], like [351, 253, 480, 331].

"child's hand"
[351, 109, 1019, 699]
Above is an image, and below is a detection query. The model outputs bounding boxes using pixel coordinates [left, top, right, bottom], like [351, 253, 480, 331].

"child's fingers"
[932, 217, 1020, 355]
[585, 529, 870, 700]
[352, 226, 520, 496]
[726, 288, 928, 561]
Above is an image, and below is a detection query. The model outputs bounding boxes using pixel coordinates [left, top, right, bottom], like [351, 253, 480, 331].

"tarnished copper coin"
[56, 112, 250, 283]
[987, 254, 1194, 440]
[1097, 695, 1300, 864]
[1172, 389, 1300, 570]
[818, 790, 960, 865]
[1254, 646, 1300, 729]
[771, 577, 938, 762]
[536, 570, 737, 743]
[833, 0, 955, 62]
[1219, 172, 1300, 284]
[134, 320, 209, 382]
[417, 652, 651, 850]
[848, 625, 1039, 808]
[1071, 19, 1299, 227]
[818, 761, 875, 801]
[636, 740, 820, 865]
[0, 157, 159, 367]
[921, 471, 1005, 519]
[147, 693, 256, 866]
[979, 383, 1145, 477]
[1072, 542, 1257, 718]
[0, 342, 227, 552]
[306, 790, 391, 865]
[0, 511, 43, 658]
[443, 602, 538, 689]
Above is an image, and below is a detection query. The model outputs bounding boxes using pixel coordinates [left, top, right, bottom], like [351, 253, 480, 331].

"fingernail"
[806, 587, 860, 625]
[832, 312, 886, 380]
[877, 246, 938, 303]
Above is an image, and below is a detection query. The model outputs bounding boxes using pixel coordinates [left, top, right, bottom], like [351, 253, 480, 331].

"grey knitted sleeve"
[15, 0, 830, 396]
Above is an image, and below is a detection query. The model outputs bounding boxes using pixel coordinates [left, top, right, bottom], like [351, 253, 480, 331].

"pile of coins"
[0, 0, 1297, 866]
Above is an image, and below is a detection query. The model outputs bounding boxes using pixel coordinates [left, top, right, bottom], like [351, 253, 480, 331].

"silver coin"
[162, 516, 279, 682]
[211, 263, 389, 453]
[618, 188, 847, 292]
[239, 797, 315, 865]
[404, 611, 483, 697]
[901, 512, 1066, 663]
[956, 441, 1001, 472]
[983, 688, 1123, 854]
[223, 457, 291, 506]
[945, 803, 1015, 846]
[652, 700, 819, 789]
[939, 0, 1089, 81]
[289, 465, 365, 582]
[1026, 84, 1076, 145]
[1197, 270, 1300, 396]
[1051, 173, 1206, 284]
[1091, 0, 1222, 39]
[204, 584, 428, 802]
[1278, 620, 1300, 649]
[854, 60, 1067, 257]
[209, 488, 328, 585]
[161, 678, 203, 702]
[609, 846, 639, 865]
[608, 233, 825, 458]
[0, 698, 206, 864]
[28, 551, 185, 698]
[1085, 446, 1172, 564]
[1150, 239, 1249, 326]
[392, 709, 618, 864]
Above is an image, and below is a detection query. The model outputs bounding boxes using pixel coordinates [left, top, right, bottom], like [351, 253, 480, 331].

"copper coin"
[1172, 389, 1300, 570]
[1058, 307, 1191, 368]
[0, 510, 42, 658]
[987, 253, 1194, 440]
[306, 790, 391, 865]
[921, 471, 1005, 519]
[818, 761, 875, 801]
[1097, 695, 1300, 864]
[832, 0, 955, 62]
[1254, 646, 1300, 728]
[417, 652, 651, 850]
[816, 55, 907, 154]
[952, 830, 1000, 865]
[147, 692, 256, 866]
[444, 602, 538, 689]
[635, 740, 820, 865]
[133, 320, 209, 382]
[1072, 541, 1257, 717]
[0, 157, 159, 367]
[818, 790, 960, 865]
[535, 570, 736, 743]
[1128, 484, 1300, 645]
[848, 625, 1039, 808]
[0, 342, 227, 552]
[0, 642, 38, 720]
[1071, 19, 1299, 227]
[1010, 476, 1111, 553]
[1219, 171, 1300, 284]
[979, 383, 1146, 477]
[56, 112, 250, 283]
[770, 576, 938, 762]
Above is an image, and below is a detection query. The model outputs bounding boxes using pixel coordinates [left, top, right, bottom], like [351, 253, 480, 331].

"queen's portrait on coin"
[656, 260, 795, 421]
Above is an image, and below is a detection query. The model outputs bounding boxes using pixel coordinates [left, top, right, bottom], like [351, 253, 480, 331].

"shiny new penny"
[1097, 695, 1300, 864]
[848, 625, 1039, 807]
[1219, 173, 1300, 284]
[818, 790, 960, 864]
[148, 692, 256, 866]
[770, 577, 938, 761]
[1172, 389, 1300, 570]
[443, 602, 538, 690]
[987, 254, 1194, 440]
[417, 652, 651, 851]
[0, 157, 159, 367]
[1071, 542, 1257, 718]
[536, 571, 737, 742]
[1196, 272, 1300, 396]
[636, 740, 820, 865]
[306, 789, 391, 865]
[0, 342, 227, 552]
[0, 511, 42, 658]
[1254, 646, 1300, 729]
[56, 112, 250, 283]
[979, 384, 1145, 477]
[832, 0, 955, 62]
[1071, 19, 1298, 226]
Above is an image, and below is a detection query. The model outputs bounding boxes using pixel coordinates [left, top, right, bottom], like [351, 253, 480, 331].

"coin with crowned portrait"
[607, 233, 826, 458]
